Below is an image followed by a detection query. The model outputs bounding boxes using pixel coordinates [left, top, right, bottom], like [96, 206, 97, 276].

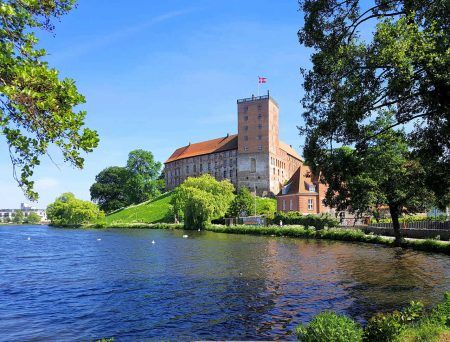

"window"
[258, 124, 262, 129]
[200, 164, 203, 172]
[244, 125, 248, 131]
[308, 199, 314, 210]
[273, 167, 275, 174]
[186, 165, 189, 173]
[224, 159, 227, 167]
[258, 145, 262, 151]
[244, 135, 248, 141]
[244, 106, 248, 112]
[208, 162, 211, 170]
[290, 199, 293, 210]
[309, 184, 316, 192]
[250, 158, 256, 173]
[258, 113, 262, 119]
[258, 135, 262, 140]
[244, 146, 248, 151]
[244, 115, 248, 121]
[282, 199, 286, 210]
[224, 170, 227, 178]
[193, 164, 196, 173]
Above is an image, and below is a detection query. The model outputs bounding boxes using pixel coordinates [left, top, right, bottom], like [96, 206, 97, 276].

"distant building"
[0, 203, 47, 222]
[164, 93, 331, 214]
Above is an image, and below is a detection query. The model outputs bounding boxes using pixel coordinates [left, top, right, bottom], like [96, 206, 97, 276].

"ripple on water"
[0, 225, 448, 341]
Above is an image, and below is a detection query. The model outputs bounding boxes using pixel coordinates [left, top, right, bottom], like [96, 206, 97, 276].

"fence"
[362, 220, 450, 240]
[370, 221, 450, 231]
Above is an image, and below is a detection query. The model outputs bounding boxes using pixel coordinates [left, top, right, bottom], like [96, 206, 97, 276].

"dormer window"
[309, 184, 316, 192]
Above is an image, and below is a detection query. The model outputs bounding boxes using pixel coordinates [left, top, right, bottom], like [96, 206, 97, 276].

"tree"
[0, 1, 99, 200]
[12, 210, 23, 223]
[298, 0, 450, 209]
[125, 149, 163, 204]
[90, 150, 164, 211]
[228, 187, 254, 217]
[171, 174, 235, 229]
[25, 212, 41, 224]
[317, 116, 434, 245]
[47, 192, 104, 226]
[90, 166, 130, 213]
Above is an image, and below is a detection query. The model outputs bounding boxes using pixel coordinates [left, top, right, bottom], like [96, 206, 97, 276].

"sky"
[0, 0, 314, 208]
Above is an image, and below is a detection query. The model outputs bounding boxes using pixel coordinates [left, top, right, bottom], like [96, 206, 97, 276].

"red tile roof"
[279, 165, 316, 195]
[165, 134, 238, 163]
[279, 141, 303, 161]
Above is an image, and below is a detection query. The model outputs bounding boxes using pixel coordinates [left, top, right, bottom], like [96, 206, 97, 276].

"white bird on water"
[97, 238, 101, 241]
[183, 235, 188, 238]
[27, 237, 31, 241]
[151, 240, 155, 244]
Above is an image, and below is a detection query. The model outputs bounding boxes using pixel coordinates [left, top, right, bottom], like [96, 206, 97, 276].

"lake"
[0, 225, 449, 341]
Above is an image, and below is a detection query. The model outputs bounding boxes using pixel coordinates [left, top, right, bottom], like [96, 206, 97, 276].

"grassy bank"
[80, 222, 450, 255]
[296, 293, 450, 341]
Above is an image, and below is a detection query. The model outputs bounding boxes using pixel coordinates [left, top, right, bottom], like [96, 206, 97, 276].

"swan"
[151, 240, 155, 244]
[182, 235, 188, 238]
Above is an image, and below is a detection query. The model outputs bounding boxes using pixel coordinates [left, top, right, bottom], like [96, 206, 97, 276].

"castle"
[165, 93, 330, 214]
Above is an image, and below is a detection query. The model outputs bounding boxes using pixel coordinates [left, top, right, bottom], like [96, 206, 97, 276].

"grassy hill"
[105, 191, 277, 224]
[105, 192, 174, 224]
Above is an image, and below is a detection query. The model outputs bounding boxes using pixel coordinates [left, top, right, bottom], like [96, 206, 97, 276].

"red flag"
[258, 76, 267, 84]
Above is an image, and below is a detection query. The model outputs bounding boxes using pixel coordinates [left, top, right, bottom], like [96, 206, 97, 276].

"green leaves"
[46, 192, 104, 226]
[171, 174, 235, 229]
[1, 0, 99, 200]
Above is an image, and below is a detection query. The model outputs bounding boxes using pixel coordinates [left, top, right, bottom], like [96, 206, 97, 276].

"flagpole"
[257, 77, 260, 97]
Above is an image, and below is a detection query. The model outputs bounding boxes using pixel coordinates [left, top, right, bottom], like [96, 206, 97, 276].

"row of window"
[243, 145, 263, 152]
[243, 113, 264, 121]
[243, 135, 263, 141]
[282, 198, 314, 211]
[243, 124, 263, 130]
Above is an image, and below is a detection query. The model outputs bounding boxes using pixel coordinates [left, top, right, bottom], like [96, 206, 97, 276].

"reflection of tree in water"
[333, 244, 450, 322]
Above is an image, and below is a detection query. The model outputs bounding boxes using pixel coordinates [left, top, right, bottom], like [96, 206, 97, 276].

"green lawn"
[105, 192, 174, 224]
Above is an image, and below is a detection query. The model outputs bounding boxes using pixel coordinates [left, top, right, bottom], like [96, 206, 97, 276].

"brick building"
[164, 93, 330, 214]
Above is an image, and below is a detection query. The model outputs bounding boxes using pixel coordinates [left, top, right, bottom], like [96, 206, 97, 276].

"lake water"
[0, 225, 449, 341]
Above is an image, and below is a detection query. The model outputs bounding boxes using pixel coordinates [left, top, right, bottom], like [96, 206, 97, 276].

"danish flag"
[258, 76, 267, 84]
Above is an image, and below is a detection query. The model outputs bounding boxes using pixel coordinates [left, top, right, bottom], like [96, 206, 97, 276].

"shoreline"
[70, 222, 450, 255]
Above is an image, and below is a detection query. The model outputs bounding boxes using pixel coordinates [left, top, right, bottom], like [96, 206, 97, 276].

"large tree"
[90, 149, 163, 211]
[171, 174, 235, 229]
[317, 116, 434, 245]
[89, 166, 130, 213]
[298, 0, 449, 209]
[0, 0, 99, 200]
[125, 149, 163, 204]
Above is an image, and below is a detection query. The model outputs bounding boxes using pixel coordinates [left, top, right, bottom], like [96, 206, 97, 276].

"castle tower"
[236, 92, 279, 196]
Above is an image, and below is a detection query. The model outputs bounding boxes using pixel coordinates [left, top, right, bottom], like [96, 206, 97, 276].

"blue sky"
[0, 0, 313, 208]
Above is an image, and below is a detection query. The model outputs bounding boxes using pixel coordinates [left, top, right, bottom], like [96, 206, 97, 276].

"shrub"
[273, 212, 339, 229]
[363, 301, 424, 342]
[47, 193, 105, 226]
[296, 311, 363, 342]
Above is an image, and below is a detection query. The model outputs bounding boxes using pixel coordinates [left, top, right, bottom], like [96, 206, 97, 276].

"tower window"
[244, 126, 248, 131]
[244, 135, 248, 141]
[244, 146, 248, 151]
[258, 145, 262, 151]
[258, 135, 262, 140]
[244, 115, 248, 121]
[258, 113, 262, 119]
[250, 158, 256, 173]
[258, 124, 262, 129]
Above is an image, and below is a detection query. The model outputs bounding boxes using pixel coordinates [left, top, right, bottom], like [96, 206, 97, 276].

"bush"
[47, 193, 105, 226]
[273, 212, 339, 229]
[363, 301, 424, 341]
[296, 311, 363, 342]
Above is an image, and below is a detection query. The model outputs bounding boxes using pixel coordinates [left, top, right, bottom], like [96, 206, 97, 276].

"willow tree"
[0, 1, 99, 200]
[298, 1, 449, 220]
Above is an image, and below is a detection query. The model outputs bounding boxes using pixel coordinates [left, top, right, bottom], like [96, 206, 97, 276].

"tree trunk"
[389, 205, 402, 246]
